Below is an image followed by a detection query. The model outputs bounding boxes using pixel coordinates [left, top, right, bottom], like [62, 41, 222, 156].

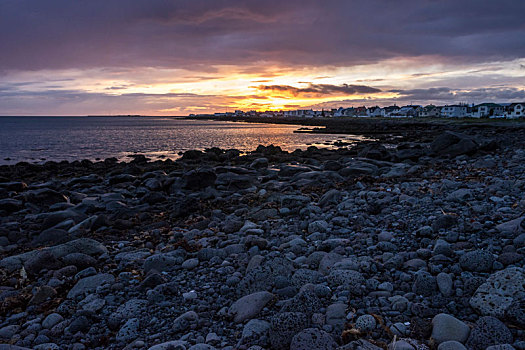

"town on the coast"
[191, 102, 525, 119]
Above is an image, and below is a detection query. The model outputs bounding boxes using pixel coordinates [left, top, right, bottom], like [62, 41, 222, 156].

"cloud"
[1, 0, 524, 71]
[392, 87, 525, 102]
[256, 83, 381, 97]
[306, 87, 525, 109]
[0, 89, 244, 115]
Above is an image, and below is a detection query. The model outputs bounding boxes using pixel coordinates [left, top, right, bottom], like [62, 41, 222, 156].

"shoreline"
[0, 126, 524, 349]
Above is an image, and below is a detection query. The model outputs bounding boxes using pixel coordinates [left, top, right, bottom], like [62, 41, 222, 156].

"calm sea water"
[0, 117, 366, 165]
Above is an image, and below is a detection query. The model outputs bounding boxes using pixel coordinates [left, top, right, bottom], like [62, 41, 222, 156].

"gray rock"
[188, 345, 216, 350]
[228, 291, 274, 323]
[355, 314, 376, 332]
[280, 290, 322, 316]
[290, 328, 337, 350]
[67, 273, 115, 299]
[42, 313, 64, 329]
[173, 311, 199, 332]
[325, 303, 347, 326]
[496, 216, 524, 237]
[437, 273, 454, 297]
[431, 313, 470, 344]
[109, 299, 148, 329]
[506, 299, 525, 327]
[470, 267, 525, 317]
[147, 340, 189, 350]
[413, 271, 437, 296]
[341, 339, 383, 350]
[238, 257, 294, 294]
[143, 254, 179, 273]
[116, 318, 140, 342]
[242, 319, 271, 340]
[33, 344, 60, 350]
[460, 250, 494, 272]
[308, 220, 329, 233]
[437, 341, 467, 350]
[0, 238, 106, 273]
[269, 312, 308, 350]
[327, 269, 365, 294]
[0, 325, 20, 340]
[68, 315, 91, 333]
[431, 131, 479, 157]
[447, 189, 474, 203]
[486, 346, 516, 350]
[182, 258, 199, 270]
[61, 253, 97, 269]
[466, 317, 513, 349]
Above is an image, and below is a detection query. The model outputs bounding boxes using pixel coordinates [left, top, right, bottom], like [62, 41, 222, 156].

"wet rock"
[182, 168, 216, 190]
[242, 319, 271, 341]
[61, 253, 97, 269]
[67, 273, 115, 299]
[228, 291, 274, 323]
[280, 290, 322, 316]
[431, 131, 479, 157]
[43, 313, 64, 329]
[29, 285, 57, 305]
[327, 269, 365, 294]
[437, 341, 467, 350]
[431, 313, 470, 344]
[437, 273, 453, 297]
[413, 271, 437, 296]
[108, 299, 148, 329]
[0, 198, 23, 212]
[24, 250, 61, 275]
[116, 318, 140, 342]
[269, 312, 309, 350]
[290, 328, 337, 350]
[31, 229, 72, 247]
[465, 317, 513, 349]
[143, 254, 180, 273]
[459, 250, 494, 272]
[148, 340, 189, 350]
[173, 311, 199, 332]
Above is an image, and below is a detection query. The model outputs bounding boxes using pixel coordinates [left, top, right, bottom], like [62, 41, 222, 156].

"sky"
[1, 0, 525, 116]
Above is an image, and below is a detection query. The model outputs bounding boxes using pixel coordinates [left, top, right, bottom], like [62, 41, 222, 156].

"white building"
[441, 105, 468, 118]
[505, 103, 525, 118]
[368, 106, 385, 117]
[471, 103, 504, 118]
[418, 105, 440, 118]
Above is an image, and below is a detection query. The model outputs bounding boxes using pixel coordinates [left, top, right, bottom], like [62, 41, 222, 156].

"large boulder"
[470, 267, 525, 317]
[431, 131, 479, 157]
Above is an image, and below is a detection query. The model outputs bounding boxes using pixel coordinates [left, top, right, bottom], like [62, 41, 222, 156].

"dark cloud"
[1, 0, 524, 70]
[307, 87, 525, 109]
[257, 84, 381, 97]
[393, 87, 525, 102]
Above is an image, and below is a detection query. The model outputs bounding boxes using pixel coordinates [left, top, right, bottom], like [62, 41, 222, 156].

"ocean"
[0, 117, 366, 165]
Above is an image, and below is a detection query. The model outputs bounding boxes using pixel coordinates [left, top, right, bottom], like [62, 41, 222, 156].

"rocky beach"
[1, 125, 524, 350]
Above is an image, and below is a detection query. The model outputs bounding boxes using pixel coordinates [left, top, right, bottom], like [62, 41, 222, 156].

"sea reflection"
[0, 117, 370, 164]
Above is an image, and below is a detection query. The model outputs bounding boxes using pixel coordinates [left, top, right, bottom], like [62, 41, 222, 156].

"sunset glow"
[1, 1, 524, 115]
